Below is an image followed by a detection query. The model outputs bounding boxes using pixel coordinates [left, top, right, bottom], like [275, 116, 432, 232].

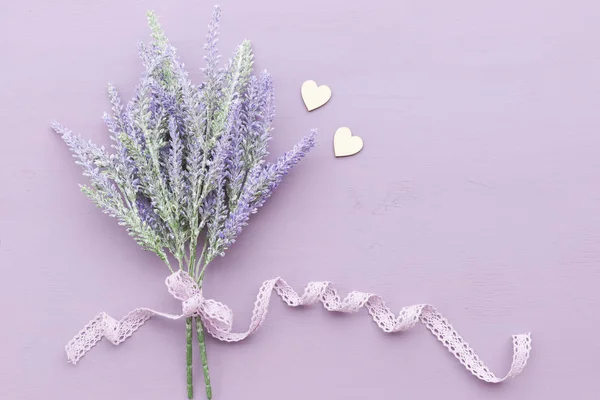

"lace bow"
[66, 271, 531, 383]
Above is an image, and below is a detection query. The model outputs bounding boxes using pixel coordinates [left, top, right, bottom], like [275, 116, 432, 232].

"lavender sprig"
[53, 5, 316, 399]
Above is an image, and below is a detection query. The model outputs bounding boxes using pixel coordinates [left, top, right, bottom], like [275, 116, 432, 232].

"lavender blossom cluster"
[53, 6, 316, 273]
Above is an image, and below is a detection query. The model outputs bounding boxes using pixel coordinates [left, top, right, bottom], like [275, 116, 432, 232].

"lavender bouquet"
[53, 6, 315, 398]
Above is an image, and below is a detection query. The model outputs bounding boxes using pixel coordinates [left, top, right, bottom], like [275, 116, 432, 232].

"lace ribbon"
[65, 270, 531, 383]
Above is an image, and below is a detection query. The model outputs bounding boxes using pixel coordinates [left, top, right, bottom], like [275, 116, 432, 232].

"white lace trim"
[66, 271, 531, 383]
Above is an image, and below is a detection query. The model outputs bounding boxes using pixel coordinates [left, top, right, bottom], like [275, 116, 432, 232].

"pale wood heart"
[301, 80, 332, 111]
[334, 127, 363, 157]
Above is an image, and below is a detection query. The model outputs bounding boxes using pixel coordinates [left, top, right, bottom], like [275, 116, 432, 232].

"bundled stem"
[186, 317, 194, 399]
[195, 256, 212, 399]
[196, 317, 212, 400]
[186, 312, 211, 399]
[186, 243, 212, 399]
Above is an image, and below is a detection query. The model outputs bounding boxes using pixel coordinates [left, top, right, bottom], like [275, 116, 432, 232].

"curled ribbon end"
[65, 348, 79, 365]
[513, 333, 533, 346]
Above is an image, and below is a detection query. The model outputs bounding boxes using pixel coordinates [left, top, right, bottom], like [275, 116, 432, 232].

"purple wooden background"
[2, 0, 600, 398]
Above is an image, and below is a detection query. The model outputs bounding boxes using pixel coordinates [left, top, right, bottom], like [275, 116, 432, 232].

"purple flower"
[51, 122, 124, 218]
[225, 101, 245, 207]
[252, 129, 317, 209]
[202, 6, 222, 80]
[207, 129, 316, 261]
[258, 70, 275, 146]
[167, 116, 186, 212]
[136, 194, 165, 233]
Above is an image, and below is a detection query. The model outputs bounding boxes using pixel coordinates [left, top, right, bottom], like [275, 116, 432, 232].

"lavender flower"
[136, 194, 166, 235]
[202, 6, 222, 85]
[54, 3, 316, 284]
[53, 6, 316, 399]
[167, 116, 186, 216]
[226, 101, 246, 209]
[205, 129, 316, 262]
[253, 129, 317, 209]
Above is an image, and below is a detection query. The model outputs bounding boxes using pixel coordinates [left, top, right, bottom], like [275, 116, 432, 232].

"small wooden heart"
[301, 80, 332, 111]
[334, 127, 363, 157]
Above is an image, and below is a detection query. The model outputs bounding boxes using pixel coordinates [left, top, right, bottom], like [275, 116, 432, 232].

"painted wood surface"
[1, 0, 600, 398]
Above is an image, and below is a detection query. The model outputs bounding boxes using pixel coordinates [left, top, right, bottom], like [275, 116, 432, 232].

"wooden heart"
[334, 127, 363, 157]
[301, 80, 332, 111]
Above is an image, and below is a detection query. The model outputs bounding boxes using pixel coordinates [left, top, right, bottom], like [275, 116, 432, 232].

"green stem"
[194, 240, 208, 280]
[197, 263, 209, 284]
[196, 317, 212, 400]
[186, 317, 194, 399]
[162, 255, 174, 273]
[195, 248, 212, 399]
[188, 237, 198, 276]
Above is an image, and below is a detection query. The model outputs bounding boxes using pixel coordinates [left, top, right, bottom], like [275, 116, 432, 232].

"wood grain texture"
[2, 0, 600, 399]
